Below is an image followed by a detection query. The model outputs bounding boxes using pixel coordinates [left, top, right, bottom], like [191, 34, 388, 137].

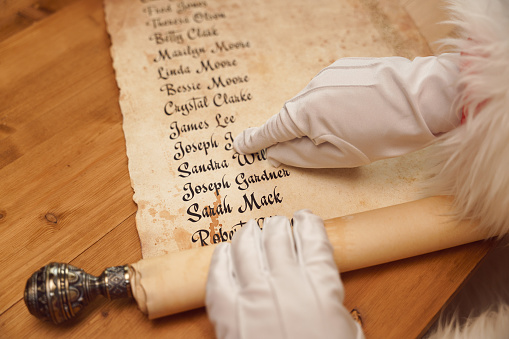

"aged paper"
[104, 0, 432, 258]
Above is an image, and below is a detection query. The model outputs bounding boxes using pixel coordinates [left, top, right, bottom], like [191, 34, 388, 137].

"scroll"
[24, 197, 490, 324]
[131, 197, 489, 319]
[104, 0, 433, 258]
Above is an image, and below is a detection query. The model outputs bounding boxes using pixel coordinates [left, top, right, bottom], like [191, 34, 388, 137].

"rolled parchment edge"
[131, 196, 490, 319]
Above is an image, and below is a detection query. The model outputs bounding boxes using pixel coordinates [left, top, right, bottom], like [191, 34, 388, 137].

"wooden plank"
[0, 0, 79, 44]
[1, 214, 215, 338]
[0, 0, 136, 314]
[0, 0, 112, 155]
[342, 240, 493, 338]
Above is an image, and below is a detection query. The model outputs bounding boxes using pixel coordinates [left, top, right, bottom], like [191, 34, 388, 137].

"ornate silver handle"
[24, 262, 132, 324]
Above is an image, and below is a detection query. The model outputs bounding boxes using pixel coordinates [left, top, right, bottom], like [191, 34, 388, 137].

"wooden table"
[0, 0, 494, 337]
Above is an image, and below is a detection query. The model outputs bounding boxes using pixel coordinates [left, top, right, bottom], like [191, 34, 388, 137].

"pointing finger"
[234, 107, 304, 155]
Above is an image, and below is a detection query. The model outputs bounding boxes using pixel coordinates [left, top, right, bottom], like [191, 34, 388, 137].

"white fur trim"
[426, 0, 509, 237]
[426, 304, 509, 339]
[426, 243, 509, 338]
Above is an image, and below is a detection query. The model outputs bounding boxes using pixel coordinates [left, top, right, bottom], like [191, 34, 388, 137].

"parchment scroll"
[104, 0, 433, 258]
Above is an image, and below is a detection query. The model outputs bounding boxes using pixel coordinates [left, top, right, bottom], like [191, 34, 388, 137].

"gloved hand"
[205, 210, 364, 339]
[234, 55, 460, 168]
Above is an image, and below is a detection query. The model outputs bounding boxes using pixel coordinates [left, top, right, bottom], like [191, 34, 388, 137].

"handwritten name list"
[104, 0, 432, 258]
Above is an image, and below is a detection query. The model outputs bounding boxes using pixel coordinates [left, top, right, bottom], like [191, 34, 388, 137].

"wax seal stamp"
[24, 262, 132, 324]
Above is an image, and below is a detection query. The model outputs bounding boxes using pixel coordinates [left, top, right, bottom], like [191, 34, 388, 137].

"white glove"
[205, 210, 364, 339]
[234, 55, 460, 168]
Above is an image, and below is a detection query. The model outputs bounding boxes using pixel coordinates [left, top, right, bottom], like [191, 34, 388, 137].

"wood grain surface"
[0, 0, 494, 338]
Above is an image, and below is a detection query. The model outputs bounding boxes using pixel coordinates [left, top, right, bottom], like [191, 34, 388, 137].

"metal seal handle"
[24, 262, 132, 324]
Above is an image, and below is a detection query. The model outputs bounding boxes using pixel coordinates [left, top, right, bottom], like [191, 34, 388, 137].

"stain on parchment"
[137, 200, 148, 210]
[357, 0, 407, 57]
[353, 0, 431, 58]
[173, 227, 193, 251]
[148, 208, 157, 217]
[209, 191, 223, 241]
[159, 210, 175, 221]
